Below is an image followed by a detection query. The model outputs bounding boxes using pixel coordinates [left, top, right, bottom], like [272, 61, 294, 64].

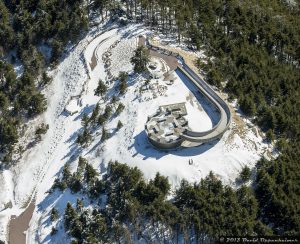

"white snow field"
[0, 22, 272, 243]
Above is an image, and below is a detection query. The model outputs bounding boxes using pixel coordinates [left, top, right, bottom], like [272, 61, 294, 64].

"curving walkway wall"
[141, 37, 232, 148]
[178, 65, 231, 147]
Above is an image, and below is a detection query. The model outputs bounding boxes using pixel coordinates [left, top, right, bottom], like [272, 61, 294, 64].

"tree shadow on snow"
[119, 24, 148, 40]
[37, 188, 86, 244]
[73, 104, 96, 121]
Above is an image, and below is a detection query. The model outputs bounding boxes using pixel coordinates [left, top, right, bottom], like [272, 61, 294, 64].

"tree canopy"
[131, 46, 150, 73]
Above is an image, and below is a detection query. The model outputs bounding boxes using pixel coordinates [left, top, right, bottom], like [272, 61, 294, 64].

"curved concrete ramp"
[141, 36, 232, 148]
[176, 65, 231, 147]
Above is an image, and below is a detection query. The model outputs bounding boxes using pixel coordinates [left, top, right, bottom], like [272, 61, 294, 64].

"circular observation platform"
[145, 103, 188, 149]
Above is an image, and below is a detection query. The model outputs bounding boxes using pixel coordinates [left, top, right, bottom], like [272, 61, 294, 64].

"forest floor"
[0, 22, 274, 243]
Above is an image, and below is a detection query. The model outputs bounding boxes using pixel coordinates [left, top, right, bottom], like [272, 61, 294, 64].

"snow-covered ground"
[0, 22, 272, 243]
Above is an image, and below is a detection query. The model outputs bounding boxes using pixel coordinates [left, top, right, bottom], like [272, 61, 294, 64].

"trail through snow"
[0, 21, 120, 243]
[0, 22, 272, 243]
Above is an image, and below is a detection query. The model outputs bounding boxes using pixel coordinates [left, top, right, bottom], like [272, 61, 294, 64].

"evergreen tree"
[76, 198, 83, 212]
[50, 226, 58, 236]
[70, 218, 83, 240]
[118, 72, 128, 94]
[240, 97, 256, 117]
[97, 114, 107, 126]
[103, 105, 112, 119]
[94, 79, 107, 97]
[51, 207, 59, 222]
[70, 174, 82, 193]
[101, 127, 109, 142]
[206, 68, 223, 88]
[77, 156, 87, 178]
[131, 46, 150, 73]
[265, 129, 275, 143]
[240, 166, 251, 182]
[64, 202, 77, 230]
[90, 103, 100, 125]
[52, 178, 67, 191]
[152, 172, 170, 198]
[41, 71, 52, 86]
[85, 163, 99, 184]
[89, 179, 105, 198]
[111, 95, 117, 104]
[117, 120, 123, 130]
[90, 214, 107, 239]
[62, 164, 72, 183]
[76, 128, 92, 147]
[116, 103, 125, 115]
[27, 93, 47, 117]
[81, 113, 89, 128]
[0, 118, 18, 153]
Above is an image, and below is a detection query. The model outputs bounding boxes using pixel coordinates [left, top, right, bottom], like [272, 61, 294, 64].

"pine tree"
[77, 156, 87, 175]
[51, 207, 59, 221]
[97, 114, 107, 125]
[266, 129, 275, 143]
[152, 172, 170, 197]
[70, 177, 82, 193]
[131, 46, 150, 73]
[119, 79, 127, 94]
[41, 71, 52, 86]
[240, 97, 256, 117]
[101, 127, 109, 142]
[240, 166, 251, 182]
[76, 198, 83, 212]
[94, 79, 107, 97]
[0, 118, 18, 152]
[91, 214, 107, 239]
[64, 202, 77, 230]
[89, 179, 105, 198]
[70, 218, 83, 240]
[35, 123, 49, 136]
[118, 72, 128, 94]
[116, 103, 125, 115]
[76, 128, 92, 147]
[117, 120, 123, 130]
[103, 105, 112, 119]
[81, 113, 89, 127]
[62, 164, 72, 183]
[85, 163, 99, 184]
[90, 103, 100, 125]
[52, 178, 67, 191]
[50, 226, 58, 236]
[111, 95, 117, 104]
[28, 93, 47, 117]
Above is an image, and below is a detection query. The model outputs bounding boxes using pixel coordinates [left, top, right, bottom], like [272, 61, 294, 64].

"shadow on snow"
[131, 130, 219, 160]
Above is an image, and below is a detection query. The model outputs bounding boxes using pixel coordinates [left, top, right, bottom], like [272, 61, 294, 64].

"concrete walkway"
[139, 36, 231, 147]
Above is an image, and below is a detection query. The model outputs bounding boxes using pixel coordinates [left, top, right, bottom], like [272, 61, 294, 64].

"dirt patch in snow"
[226, 111, 247, 144]
[90, 37, 110, 71]
[90, 50, 97, 71]
[150, 38, 199, 74]
[139, 36, 179, 71]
